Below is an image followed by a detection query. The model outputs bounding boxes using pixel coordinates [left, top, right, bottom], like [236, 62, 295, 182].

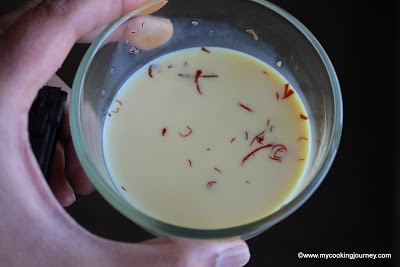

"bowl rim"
[70, 0, 343, 239]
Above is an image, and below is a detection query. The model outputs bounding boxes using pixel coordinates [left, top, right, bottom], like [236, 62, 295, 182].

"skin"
[0, 0, 251, 266]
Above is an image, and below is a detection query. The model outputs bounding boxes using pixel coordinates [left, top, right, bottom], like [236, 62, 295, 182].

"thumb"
[0, 0, 150, 114]
[96, 236, 251, 267]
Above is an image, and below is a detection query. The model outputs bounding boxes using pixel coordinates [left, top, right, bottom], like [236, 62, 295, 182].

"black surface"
[1, 1, 398, 266]
[29, 86, 67, 180]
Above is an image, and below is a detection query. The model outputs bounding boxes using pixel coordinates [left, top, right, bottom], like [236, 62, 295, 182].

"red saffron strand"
[188, 159, 192, 167]
[194, 69, 203, 94]
[300, 114, 309, 120]
[245, 131, 249, 141]
[239, 103, 253, 112]
[161, 128, 167, 136]
[214, 167, 221, 173]
[250, 131, 265, 146]
[230, 137, 236, 143]
[269, 144, 287, 162]
[201, 47, 210, 53]
[148, 65, 154, 78]
[276, 83, 294, 100]
[282, 83, 294, 99]
[241, 144, 273, 165]
[269, 126, 274, 133]
[179, 126, 193, 137]
[246, 29, 258, 40]
[207, 180, 217, 189]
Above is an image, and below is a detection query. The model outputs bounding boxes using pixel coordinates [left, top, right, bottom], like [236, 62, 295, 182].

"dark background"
[1, 1, 398, 266]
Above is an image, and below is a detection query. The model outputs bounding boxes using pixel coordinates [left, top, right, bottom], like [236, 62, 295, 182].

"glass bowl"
[70, 0, 343, 240]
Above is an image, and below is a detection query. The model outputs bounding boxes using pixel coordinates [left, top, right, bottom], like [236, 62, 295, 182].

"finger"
[140, 237, 251, 267]
[91, 236, 251, 267]
[0, 0, 166, 34]
[123, 14, 173, 50]
[78, 14, 173, 51]
[47, 142, 76, 207]
[78, 0, 172, 45]
[0, 0, 42, 33]
[0, 0, 151, 113]
[63, 138, 96, 195]
[0, 0, 171, 48]
[47, 75, 95, 195]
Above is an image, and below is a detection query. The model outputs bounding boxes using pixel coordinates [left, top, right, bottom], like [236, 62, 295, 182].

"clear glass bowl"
[70, 0, 343, 240]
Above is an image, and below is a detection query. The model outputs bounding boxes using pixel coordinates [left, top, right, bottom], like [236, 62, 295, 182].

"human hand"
[0, 0, 250, 266]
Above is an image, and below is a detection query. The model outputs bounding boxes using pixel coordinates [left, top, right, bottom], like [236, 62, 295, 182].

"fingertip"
[58, 186, 76, 207]
[48, 171, 76, 207]
[48, 143, 77, 207]
[123, 15, 173, 50]
[66, 163, 96, 195]
[142, 236, 251, 267]
[64, 139, 96, 195]
[216, 238, 251, 267]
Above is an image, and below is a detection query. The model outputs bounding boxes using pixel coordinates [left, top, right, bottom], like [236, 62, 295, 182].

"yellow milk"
[103, 46, 311, 229]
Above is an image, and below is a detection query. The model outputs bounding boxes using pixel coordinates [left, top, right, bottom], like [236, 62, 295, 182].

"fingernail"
[216, 245, 250, 267]
[61, 190, 76, 207]
[60, 182, 76, 207]
[64, 192, 76, 207]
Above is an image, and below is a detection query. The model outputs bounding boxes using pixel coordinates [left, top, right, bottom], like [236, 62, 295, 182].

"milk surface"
[103, 46, 311, 229]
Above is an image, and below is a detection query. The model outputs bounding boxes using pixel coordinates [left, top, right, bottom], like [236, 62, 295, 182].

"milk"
[103, 46, 311, 229]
